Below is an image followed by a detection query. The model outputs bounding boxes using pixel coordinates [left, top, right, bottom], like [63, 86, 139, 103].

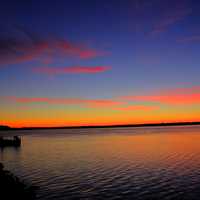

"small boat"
[0, 136, 21, 147]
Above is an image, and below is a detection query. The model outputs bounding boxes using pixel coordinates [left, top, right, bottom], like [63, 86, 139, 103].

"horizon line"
[1, 121, 200, 130]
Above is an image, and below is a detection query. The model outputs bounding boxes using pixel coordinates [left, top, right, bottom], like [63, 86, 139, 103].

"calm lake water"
[1, 126, 200, 200]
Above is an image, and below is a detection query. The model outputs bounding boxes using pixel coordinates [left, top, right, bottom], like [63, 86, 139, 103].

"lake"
[1, 126, 200, 200]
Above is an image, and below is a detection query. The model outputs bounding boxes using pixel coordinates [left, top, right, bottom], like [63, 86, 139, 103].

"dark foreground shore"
[0, 163, 37, 200]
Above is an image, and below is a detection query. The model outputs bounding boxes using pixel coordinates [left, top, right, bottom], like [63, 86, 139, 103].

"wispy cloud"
[0, 37, 48, 65]
[3, 86, 200, 108]
[2, 96, 160, 112]
[150, 1, 191, 35]
[0, 28, 107, 66]
[177, 35, 200, 43]
[53, 39, 107, 59]
[33, 66, 111, 75]
[4, 96, 123, 108]
[114, 105, 159, 111]
[122, 86, 200, 105]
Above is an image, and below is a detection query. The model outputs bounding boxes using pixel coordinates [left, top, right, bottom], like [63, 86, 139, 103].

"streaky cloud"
[150, 0, 191, 35]
[3, 96, 123, 108]
[1, 96, 159, 112]
[33, 66, 111, 75]
[122, 86, 200, 105]
[0, 28, 108, 66]
[114, 105, 159, 111]
[177, 35, 200, 43]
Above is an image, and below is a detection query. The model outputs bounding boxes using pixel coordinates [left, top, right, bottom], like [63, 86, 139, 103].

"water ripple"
[1, 126, 200, 199]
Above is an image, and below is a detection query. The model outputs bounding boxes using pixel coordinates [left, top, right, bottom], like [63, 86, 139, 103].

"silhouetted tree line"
[0, 125, 11, 130]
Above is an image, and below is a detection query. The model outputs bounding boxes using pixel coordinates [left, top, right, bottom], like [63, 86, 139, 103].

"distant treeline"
[1, 121, 200, 131]
[0, 125, 11, 130]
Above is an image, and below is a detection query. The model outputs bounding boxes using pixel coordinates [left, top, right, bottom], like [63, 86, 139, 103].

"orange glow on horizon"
[3, 116, 200, 128]
[1, 85, 200, 128]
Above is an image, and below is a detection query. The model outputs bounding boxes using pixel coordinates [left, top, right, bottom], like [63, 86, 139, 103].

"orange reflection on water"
[18, 127, 200, 173]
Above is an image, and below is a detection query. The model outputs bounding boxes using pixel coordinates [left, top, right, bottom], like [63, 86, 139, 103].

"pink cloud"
[85, 99, 123, 108]
[0, 40, 49, 65]
[54, 40, 106, 59]
[115, 105, 159, 111]
[0, 34, 107, 66]
[2, 96, 161, 112]
[79, 50, 99, 59]
[162, 86, 200, 95]
[33, 66, 111, 75]
[4, 96, 123, 108]
[122, 86, 200, 105]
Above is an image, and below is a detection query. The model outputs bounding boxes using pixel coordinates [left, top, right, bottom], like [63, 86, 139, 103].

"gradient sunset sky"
[1, 0, 200, 127]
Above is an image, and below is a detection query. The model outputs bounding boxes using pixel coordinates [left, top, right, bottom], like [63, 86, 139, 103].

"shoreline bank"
[0, 162, 37, 199]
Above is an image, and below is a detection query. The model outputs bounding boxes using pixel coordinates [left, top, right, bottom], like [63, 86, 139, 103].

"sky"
[1, 0, 200, 127]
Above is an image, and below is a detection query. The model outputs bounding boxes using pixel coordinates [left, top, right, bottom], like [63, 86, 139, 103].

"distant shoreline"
[1, 122, 200, 131]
